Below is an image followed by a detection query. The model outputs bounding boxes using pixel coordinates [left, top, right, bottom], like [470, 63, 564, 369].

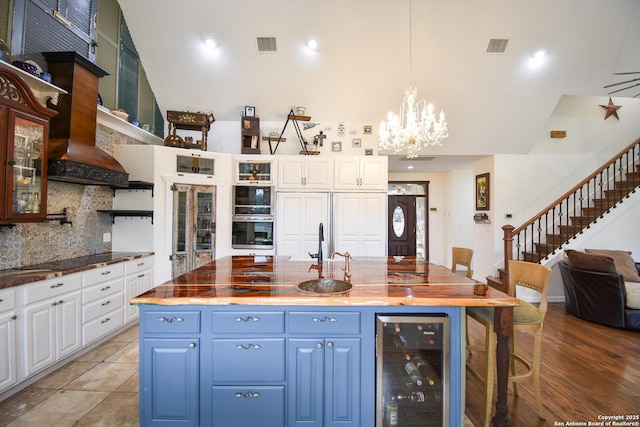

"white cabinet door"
[333, 157, 387, 191]
[24, 291, 82, 377]
[0, 310, 17, 392]
[277, 157, 332, 190]
[333, 193, 387, 256]
[125, 270, 152, 323]
[23, 299, 56, 376]
[276, 193, 329, 258]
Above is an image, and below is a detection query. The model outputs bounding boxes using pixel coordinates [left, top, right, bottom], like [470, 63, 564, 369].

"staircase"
[488, 137, 640, 292]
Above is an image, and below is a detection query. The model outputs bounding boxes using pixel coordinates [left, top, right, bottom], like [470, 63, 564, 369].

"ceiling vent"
[486, 38, 509, 54]
[399, 156, 435, 161]
[256, 36, 277, 53]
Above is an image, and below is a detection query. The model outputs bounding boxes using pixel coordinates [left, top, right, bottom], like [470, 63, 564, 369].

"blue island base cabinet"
[137, 305, 464, 427]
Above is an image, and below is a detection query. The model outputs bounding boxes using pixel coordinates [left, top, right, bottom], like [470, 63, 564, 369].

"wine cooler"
[376, 315, 450, 427]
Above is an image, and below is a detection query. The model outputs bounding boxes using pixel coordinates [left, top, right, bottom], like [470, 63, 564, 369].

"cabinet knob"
[327, 342, 334, 348]
[11, 315, 17, 320]
[189, 343, 196, 348]
[316, 343, 323, 349]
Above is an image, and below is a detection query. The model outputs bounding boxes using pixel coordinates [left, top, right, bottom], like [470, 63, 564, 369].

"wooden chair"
[452, 247, 473, 279]
[466, 260, 551, 427]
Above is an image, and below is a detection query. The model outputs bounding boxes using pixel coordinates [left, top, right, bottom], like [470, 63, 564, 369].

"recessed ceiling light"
[205, 38, 217, 51]
[307, 39, 318, 50]
[407, 165, 414, 170]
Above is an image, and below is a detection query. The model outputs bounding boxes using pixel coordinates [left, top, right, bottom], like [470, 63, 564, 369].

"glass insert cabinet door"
[5, 111, 48, 221]
[171, 183, 216, 278]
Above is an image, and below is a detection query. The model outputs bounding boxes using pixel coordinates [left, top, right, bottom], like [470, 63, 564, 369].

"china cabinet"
[0, 69, 57, 224]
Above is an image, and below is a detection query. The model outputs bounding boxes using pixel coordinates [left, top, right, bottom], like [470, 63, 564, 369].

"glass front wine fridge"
[376, 315, 450, 427]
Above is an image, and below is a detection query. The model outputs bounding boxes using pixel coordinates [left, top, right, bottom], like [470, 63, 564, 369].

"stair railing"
[502, 137, 640, 272]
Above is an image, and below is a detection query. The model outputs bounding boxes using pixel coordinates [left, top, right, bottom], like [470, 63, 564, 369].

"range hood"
[43, 51, 129, 187]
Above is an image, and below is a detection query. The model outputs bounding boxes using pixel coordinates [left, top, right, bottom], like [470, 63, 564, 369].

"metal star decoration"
[599, 97, 621, 120]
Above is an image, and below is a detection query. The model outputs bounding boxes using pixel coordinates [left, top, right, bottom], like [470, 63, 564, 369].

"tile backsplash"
[0, 124, 152, 270]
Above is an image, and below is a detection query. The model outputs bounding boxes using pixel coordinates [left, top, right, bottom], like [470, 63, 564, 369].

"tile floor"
[0, 324, 140, 427]
[1, 323, 475, 426]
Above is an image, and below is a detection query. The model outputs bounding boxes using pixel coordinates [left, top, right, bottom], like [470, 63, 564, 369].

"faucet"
[330, 251, 352, 282]
[309, 222, 324, 264]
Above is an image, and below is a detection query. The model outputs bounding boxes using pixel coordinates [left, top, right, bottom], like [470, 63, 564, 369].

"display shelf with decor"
[164, 110, 215, 150]
[270, 108, 314, 155]
[241, 115, 260, 154]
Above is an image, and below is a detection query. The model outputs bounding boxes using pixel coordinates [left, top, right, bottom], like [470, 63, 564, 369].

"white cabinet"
[81, 263, 125, 346]
[276, 193, 329, 258]
[277, 157, 333, 190]
[0, 288, 18, 393]
[333, 193, 387, 256]
[124, 257, 154, 323]
[23, 275, 82, 376]
[333, 157, 387, 191]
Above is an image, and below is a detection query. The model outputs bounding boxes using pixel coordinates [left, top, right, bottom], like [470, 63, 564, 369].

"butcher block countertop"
[131, 255, 519, 307]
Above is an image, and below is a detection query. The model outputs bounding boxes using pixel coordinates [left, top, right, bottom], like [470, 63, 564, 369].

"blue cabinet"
[137, 305, 462, 427]
[288, 338, 360, 427]
[140, 338, 199, 426]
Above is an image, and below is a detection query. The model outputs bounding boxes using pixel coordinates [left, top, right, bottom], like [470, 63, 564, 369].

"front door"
[387, 195, 416, 256]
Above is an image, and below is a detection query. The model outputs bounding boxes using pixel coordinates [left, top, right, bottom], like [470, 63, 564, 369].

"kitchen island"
[132, 255, 519, 427]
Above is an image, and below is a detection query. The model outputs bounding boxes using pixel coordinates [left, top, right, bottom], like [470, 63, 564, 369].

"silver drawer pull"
[101, 317, 111, 324]
[236, 343, 262, 350]
[101, 300, 111, 306]
[235, 392, 260, 398]
[137, 262, 145, 267]
[158, 316, 184, 323]
[235, 316, 260, 322]
[101, 271, 111, 276]
[101, 286, 111, 291]
[50, 283, 64, 288]
[312, 316, 337, 323]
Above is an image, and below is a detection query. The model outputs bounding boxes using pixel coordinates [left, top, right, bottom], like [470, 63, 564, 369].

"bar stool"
[452, 247, 474, 278]
[466, 260, 551, 427]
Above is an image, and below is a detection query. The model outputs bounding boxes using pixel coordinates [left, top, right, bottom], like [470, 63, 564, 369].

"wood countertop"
[0, 252, 155, 289]
[131, 255, 519, 307]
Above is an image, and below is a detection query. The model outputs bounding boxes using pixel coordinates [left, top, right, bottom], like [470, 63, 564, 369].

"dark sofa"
[559, 258, 640, 331]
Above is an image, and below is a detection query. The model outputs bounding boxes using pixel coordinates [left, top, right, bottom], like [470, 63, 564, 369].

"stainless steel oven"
[232, 185, 274, 249]
[232, 217, 274, 249]
[233, 185, 273, 216]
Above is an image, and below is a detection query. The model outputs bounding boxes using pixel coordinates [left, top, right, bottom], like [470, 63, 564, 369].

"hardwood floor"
[465, 302, 640, 427]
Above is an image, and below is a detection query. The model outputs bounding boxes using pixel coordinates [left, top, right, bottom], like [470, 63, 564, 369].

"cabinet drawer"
[124, 257, 153, 275]
[23, 274, 82, 304]
[288, 311, 361, 334]
[83, 292, 124, 323]
[82, 307, 124, 345]
[83, 263, 124, 287]
[143, 311, 201, 334]
[211, 386, 284, 427]
[212, 338, 285, 382]
[0, 289, 16, 312]
[82, 277, 124, 304]
[212, 311, 284, 334]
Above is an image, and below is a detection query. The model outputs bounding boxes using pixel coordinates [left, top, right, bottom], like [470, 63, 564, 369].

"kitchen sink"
[296, 278, 353, 295]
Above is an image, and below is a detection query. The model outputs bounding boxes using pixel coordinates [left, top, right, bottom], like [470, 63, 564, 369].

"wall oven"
[232, 185, 274, 249]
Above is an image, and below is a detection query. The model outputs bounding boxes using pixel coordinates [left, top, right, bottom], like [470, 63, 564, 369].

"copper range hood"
[43, 51, 129, 187]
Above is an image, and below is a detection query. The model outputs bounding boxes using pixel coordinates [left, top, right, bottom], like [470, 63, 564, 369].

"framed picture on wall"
[475, 173, 490, 210]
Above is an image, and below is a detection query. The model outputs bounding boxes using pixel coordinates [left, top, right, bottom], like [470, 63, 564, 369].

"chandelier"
[378, 0, 448, 159]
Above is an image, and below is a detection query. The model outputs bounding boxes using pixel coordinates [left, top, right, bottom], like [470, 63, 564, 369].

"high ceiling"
[117, 0, 640, 172]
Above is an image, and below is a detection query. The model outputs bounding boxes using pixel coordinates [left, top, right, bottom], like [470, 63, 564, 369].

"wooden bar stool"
[466, 260, 551, 427]
[452, 247, 474, 278]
